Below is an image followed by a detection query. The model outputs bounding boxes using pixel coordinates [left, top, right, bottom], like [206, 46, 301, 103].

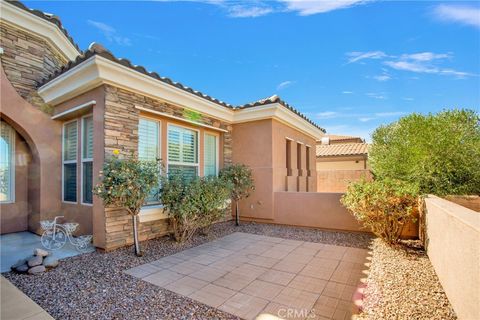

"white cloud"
[358, 117, 375, 122]
[346, 51, 387, 64]
[277, 80, 295, 90]
[281, 0, 371, 16]
[433, 4, 480, 28]
[402, 97, 414, 101]
[342, 91, 354, 94]
[227, 5, 273, 18]
[372, 74, 391, 81]
[315, 111, 339, 119]
[400, 52, 451, 61]
[347, 49, 474, 78]
[87, 20, 131, 46]
[366, 92, 387, 100]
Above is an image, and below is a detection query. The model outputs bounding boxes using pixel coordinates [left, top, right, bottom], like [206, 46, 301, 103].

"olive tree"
[94, 151, 159, 256]
[219, 164, 255, 226]
[369, 109, 480, 196]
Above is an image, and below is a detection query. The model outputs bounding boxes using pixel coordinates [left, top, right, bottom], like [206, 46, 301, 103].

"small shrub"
[160, 174, 231, 242]
[94, 152, 159, 256]
[219, 164, 255, 226]
[341, 178, 420, 244]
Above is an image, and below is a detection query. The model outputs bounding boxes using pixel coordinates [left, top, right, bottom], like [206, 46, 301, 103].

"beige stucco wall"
[316, 156, 367, 171]
[317, 169, 372, 193]
[425, 195, 480, 320]
[273, 192, 363, 231]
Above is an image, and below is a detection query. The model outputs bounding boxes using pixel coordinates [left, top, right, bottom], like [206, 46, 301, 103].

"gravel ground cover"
[358, 238, 457, 320]
[3, 222, 372, 320]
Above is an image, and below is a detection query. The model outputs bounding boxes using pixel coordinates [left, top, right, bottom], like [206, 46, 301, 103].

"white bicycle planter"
[40, 216, 93, 253]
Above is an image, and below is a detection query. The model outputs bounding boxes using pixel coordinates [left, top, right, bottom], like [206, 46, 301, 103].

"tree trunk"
[132, 214, 142, 256]
[235, 201, 240, 226]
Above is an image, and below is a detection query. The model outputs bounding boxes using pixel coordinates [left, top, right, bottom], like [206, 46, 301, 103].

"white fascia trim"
[38, 55, 235, 122]
[233, 103, 324, 140]
[136, 105, 229, 133]
[51, 100, 96, 120]
[0, 1, 80, 60]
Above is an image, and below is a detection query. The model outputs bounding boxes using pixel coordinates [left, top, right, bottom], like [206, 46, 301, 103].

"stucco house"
[316, 135, 370, 192]
[0, 1, 331, 251]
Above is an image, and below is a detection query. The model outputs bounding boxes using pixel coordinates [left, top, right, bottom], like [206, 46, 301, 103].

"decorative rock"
[28, 265, 46, 274]
[15, 264, 29, 273]
[34, 248, 49, 257]
[43, 256, 59, 268]
[27, 255, 43, 267]
[11, 259, 27, 270]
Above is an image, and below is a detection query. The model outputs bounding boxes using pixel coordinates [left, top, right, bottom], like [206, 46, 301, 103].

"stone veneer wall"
[0, 22, 68, 110]
[102, 85, 233, 250]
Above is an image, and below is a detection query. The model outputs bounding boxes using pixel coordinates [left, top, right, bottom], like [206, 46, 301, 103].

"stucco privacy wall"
[424, 195, 480, 320]
[101, 85, 233, 250]
[317, 169, 372, 193]
[273, 192, 363, 231]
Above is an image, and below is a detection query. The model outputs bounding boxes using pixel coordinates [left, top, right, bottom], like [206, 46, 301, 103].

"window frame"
[0, 122, 15, 203]
[138, 116, 162, 206]
[203, 131, 219, 177]
[80, 114, 94, 206]
[166, 123, 200, 177]
[62, 119, 78, 204]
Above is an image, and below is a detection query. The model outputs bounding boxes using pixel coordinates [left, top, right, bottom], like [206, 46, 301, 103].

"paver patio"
[125, 232, 370, 319]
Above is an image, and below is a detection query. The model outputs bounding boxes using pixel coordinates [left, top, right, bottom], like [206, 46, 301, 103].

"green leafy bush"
[160, 174, 232, 242]
[341, 178, 420, 244]
[94, 152, 159, 255]
[219, 164, 255, 226]
[369, 109, 480, 196]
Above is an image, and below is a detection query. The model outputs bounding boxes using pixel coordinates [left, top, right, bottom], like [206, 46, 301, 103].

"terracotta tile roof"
[316, 143, 369, 157]
[322, 134, 364, 143]
[7, 0, 81, 54]
[238, 95, 325, 132]
[40, 44, 325, 132]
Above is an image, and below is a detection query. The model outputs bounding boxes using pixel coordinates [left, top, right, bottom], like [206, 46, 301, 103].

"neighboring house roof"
[321, 134, 364, 144]
[40, 43, 325, 132]
[6, 0, 81, 54]
[316, 143, 369, 157]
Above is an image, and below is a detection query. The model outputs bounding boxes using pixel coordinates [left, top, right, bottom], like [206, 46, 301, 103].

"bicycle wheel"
[41, 228, 67, 250]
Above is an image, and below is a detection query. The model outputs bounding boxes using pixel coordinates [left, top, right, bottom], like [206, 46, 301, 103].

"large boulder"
[27, 255, 43, 267]
[34, 248, 49, 257]
[43, 256, 59, 268]
[28, 265, 46, 274]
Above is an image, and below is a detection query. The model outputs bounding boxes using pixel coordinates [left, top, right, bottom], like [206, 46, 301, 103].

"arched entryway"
[0, 118, 40, 234]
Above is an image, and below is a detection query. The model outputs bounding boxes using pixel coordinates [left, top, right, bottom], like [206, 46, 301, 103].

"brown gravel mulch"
[358, 239, 457, 320]
[3, 222, 372, 320]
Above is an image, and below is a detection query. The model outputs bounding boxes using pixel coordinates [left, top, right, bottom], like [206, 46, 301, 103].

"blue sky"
[27, 0, 480, 140]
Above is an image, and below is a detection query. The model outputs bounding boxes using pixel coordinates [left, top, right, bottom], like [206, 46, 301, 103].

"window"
[138, 118, 161, 204]
[0, 122, 15, 203]
[286, 139, 292, 176]
[82, 116, 93, 204]
[204, 133, 218, 176]
[63, 121, 78, 202]
[168, 124, 198, 181]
